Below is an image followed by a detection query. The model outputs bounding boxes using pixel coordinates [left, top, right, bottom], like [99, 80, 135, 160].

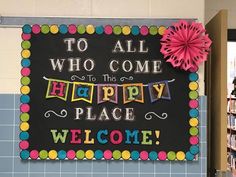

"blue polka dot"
[58, 150, 66, 160]
[22, 24, 32, 34]
[131, 151, 139, 160]
[20, 150, 30, 159]
[149, 151, 157, 160]
[189, 109, 199, 117]
[20, 95, 30, 104]
[131, 26, 140, 35]
[189, 73, 198, 81]
[21, 59, 31, 67]
[96, 26, 104, 34]
[19, 132, 29, 140]
[95, 150, 103, 159]
[186, 151, 194, 161]
[59, 24, 68, 34]
[190, 145, 199, 155]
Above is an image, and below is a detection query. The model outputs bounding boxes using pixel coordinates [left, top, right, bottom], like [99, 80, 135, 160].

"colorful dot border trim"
[20, 24, 199, 161]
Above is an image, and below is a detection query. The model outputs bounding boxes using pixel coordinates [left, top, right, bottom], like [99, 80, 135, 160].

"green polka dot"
[41, 25, 50, 34]
[113, 150, 121, 160]
[113, 26, 122, 35]
[189, 127, 199, 136]
[167, 151, 176, 160]
[21, 77, 31, 85]
[39, 150, 48, 159]
[76, 150, 85, 159]
[20, 113, 29, 121]
[189, 91, 198, 99]
[21, 41, 31, 49]
[149, 26, 158, 35]
[77, 25, 86, 34]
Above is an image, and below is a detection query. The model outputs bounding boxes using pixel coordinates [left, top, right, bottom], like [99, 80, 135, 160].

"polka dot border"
[21, 25, 169, 37]
[20, 24, 199, 161]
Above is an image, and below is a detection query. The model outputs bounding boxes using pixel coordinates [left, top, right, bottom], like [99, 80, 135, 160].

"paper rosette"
[160, 20, 212, 71]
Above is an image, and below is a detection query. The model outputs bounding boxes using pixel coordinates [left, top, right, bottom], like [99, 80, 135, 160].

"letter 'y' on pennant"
[46, 79, 70, 101]
[97, 84, 118, 104]
[148, 81, 171, 103]
[71, 82, 94, 103]
[123, 83, 144, 104]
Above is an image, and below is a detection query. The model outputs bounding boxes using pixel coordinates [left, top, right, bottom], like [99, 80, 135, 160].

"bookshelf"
[227, 96, 236, 172]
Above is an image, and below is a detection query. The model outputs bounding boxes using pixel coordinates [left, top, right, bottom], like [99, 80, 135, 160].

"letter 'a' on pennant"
[148, 81, 171, 103]
[71, 82, 94, 103]
[97, 84, 118, 104]
[123, 83, 144, 104]
[46, 79, 70, 101]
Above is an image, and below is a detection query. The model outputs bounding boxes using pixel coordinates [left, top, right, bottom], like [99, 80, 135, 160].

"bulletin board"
[0, 17, 206, 177]
[20, 21, 199, 161]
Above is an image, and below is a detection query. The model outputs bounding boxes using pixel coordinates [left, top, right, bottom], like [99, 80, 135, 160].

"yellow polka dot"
[50, 25, 59, 34]
[189, 118, 199, 126]
[21, 50, 31, 58]
[122, 150, 130, 160]
[21, 86, 30, 94]
[85, 150, 94, 159]
[189, 82, 198, 91]
[158, 26, 167, 35]
[176, 151, 185, 161]
[48, 150, 57, 160]
[20, 122, 29, 131]
[86, 25, 95, 34]
[122, 26, 131, 35]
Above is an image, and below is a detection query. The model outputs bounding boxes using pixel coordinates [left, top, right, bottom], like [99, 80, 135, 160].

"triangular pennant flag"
[148, 81, 171, 103]
[46, 79, 70, 101]
[71, 82, 94, 103]
[97, 84, 118, 104]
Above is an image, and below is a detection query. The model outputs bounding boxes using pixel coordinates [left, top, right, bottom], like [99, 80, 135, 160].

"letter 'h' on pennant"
[71, 82, 94, 103]
[46, 79, 70, 101]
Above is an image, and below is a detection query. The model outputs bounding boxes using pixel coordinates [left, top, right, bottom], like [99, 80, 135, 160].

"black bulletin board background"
[28, 32, 191, 152]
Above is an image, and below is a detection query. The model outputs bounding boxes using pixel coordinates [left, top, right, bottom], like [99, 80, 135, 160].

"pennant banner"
[45, 78, 172, 104]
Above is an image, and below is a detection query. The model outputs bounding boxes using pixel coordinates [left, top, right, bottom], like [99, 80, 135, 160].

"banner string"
[43, 76, 175, 87]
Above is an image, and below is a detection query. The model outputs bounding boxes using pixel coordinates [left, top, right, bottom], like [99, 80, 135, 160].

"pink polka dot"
[19, 140, 29, 149]
[189, 100, 198, 108]
[21, 68, 31, 76]
[104, 25, 113, 35]
[32, 24, 41, 34]
[20, 104, 30, 113]
[140, 151, 148, 160]
[158, 151, 167, 160]
[104, 150, 112, 159]
[189, 66, 198, 72]
[67, 150, 76, 159]
[68, 24, 76, 34]
[189, 136, 199, 145]
[22, 33, 31, 40]
[30, 150, 39, 159]
[140, 26, 149, 36]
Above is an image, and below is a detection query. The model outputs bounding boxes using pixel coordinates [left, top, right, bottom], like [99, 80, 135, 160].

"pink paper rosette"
[160, 20, 212, 71]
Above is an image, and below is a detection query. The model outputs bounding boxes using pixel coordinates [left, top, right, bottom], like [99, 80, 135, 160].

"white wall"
[0, 0, 205, 94]
[205, 0, 236, 28]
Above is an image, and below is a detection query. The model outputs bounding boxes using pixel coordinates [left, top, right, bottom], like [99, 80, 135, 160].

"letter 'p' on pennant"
[97, 84, 118, 104]
[71, 82, 94, 103]
[122, 83, 144, 104]
[46, 79, 70, 101]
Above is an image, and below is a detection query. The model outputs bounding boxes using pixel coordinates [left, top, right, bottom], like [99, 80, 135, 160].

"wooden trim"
[206, 10, 228, 172]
